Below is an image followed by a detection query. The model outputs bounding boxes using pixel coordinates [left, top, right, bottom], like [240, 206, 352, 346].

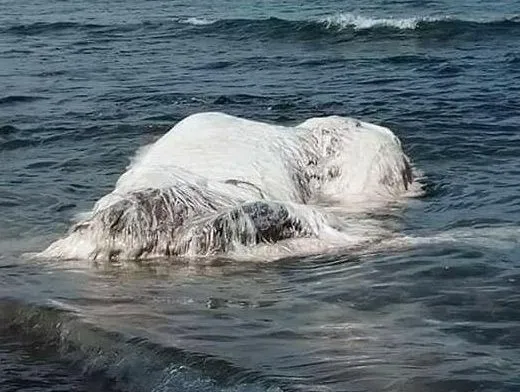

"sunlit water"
[1, 0, 520, 391]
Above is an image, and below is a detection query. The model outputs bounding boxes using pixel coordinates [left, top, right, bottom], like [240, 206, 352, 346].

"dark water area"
[1, 0, 520, 391]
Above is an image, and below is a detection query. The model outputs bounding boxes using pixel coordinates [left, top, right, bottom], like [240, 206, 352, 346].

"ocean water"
[1, 0, 520, 391]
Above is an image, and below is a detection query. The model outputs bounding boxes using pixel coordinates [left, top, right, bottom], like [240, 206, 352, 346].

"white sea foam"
[40, 112, 423, 262]
[179, 17, 215, 26]
[320, 13, 437, 30]
[400, 226, 520, 250]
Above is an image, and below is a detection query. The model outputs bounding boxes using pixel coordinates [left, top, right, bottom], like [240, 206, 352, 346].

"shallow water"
[1, 0, 520, 391]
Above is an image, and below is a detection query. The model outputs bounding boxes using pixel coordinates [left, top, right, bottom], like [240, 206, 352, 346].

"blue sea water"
[1, 0, 520, 391]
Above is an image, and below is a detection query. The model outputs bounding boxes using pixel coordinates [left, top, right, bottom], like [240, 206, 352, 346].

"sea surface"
[1, 0, 520, 391]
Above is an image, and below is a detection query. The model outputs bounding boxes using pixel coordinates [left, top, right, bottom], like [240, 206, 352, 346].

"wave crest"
[4, 14, 520, 41]
[320, 13, 437, 30]
[176, 13, 520, 39]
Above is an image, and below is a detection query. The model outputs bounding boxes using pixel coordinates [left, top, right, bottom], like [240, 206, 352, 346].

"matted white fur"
[41, 112, 422, 261]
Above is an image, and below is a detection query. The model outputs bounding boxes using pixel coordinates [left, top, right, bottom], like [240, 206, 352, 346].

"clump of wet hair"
[71, 185, 313, 261]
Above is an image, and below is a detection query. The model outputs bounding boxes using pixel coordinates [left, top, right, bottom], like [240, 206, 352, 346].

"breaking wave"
[178, 13, 437, 31]
[3, 13, 520, 41]
[176, 13, 520, 40]
[320, 13, 437, 30]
